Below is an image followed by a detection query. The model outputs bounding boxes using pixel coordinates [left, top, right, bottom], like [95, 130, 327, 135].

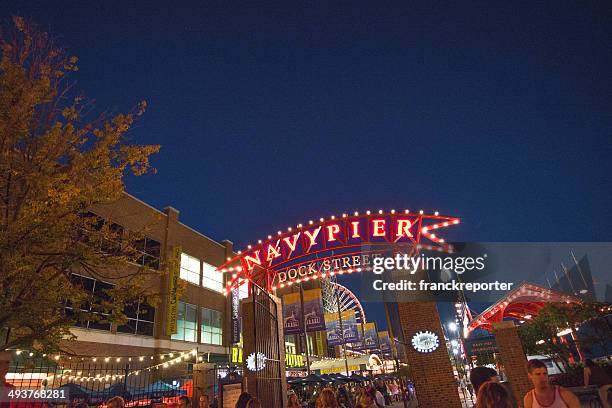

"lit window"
[202, 261, 223, 292]
[238, 280, 249, 299]
[201, 308, 223, 345]
[172, 301, 198, 342]
[180, 253, 201, 285]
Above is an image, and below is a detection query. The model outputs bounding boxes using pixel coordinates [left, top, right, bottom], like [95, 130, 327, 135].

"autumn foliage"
[0, 17, 161, 353]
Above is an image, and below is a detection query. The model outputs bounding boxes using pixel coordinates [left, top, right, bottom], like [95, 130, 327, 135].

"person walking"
[288, 389, 302, 408]
[246, 398, 262, 408]
[524, 359, 580, 408]
[235, 392, 253, 408]
[476, 381, 513, 408]
[356, 388, 377, 408]
[316, 388, 339, 408]
[584, 359, 612, 408]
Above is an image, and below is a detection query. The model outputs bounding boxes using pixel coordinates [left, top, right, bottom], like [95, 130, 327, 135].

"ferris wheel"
[321, 278, 366, 324]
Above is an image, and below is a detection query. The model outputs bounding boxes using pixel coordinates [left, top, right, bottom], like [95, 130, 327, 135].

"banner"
[324, 310, 360, 346]
[341, 310, 360, 343]
[282, 292, 303, 335]
[303, 289, 326, 332]
[230, 287, 241, 343]
[379, 331, 392, 355]
[324, 313, 343, 346]
[363, 322, 379, 350]
[165, 246, 181, 336]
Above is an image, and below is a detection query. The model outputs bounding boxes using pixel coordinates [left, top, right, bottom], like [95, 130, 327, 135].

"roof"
[467, 282, 582, 333]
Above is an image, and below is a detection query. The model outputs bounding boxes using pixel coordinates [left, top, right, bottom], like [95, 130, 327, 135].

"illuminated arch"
[217, 209, 460, 293]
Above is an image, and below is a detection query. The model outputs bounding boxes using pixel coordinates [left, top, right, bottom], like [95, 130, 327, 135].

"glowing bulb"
[419, 210, 424, 214]
[354, 211, 359, 216]
[378, 210, 383, 214]
[366, 210, 371, 215]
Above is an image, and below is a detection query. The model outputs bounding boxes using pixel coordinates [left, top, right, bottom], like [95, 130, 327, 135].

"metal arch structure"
[217, 210, 461, 294]
[321, 278, 367, 324]
[466, 282, 582, 334]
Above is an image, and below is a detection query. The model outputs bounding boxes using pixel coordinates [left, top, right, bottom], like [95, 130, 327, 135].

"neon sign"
[218, 210, 460, 293]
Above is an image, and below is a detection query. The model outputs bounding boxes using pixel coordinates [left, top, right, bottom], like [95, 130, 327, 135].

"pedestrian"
[178, 396, 191, 408]
[246, 397, 262, 408]
[372, 385, 385, 408]
[469, 366, 498, 394]
[316, 388, 339, 408]
[357, 388, 377, 408]
[235, 392, 253, 408]
[106, 396, 125, 408]
[584, 359, 612, 408]
[524, 359, 580, 408]
[476, 381, 513, 408]
[288, 389, 301, 408]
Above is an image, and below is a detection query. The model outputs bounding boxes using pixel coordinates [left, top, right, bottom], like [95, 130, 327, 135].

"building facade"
[63, 192, 234, 361]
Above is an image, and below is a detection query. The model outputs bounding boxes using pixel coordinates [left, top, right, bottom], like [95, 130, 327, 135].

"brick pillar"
[397, 301, 462, 408]
[492, 321, 532, 403]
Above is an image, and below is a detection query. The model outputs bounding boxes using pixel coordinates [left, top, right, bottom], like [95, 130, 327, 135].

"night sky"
[3, 1, 612, 327]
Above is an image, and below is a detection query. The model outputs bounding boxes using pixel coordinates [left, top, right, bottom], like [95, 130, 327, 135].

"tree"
[0, 16, 162, 353]
[517, 302, 611, 370]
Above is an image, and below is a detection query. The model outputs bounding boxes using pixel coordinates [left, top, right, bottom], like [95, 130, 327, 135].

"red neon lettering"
[303, 227, 321, 250]
[266, 242, 281, 262]
[282, 233, 300, 252]
[396, 219, 413, 238]
[372, 219, 386, 237]
[326, 224, 341, 242]
[244, 251, 262, 271]
[351, 221, 361, 238]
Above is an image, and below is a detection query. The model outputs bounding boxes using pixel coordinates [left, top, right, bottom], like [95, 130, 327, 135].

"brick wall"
[492, 321, 532, 403]
[397, 301, 462, 408]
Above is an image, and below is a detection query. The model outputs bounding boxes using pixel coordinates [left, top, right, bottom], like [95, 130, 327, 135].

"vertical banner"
[324, 313, 343, 346]
[341, 310, 360, 343]
[350, 323, 366, 351]
[230, 287, 241, 344]
[166, 245, 181, 336]
[282, 292, 303, 335]
[303, 289, 326, 332]
[379, 331, 392, 355]
[363, 322, 379, 350]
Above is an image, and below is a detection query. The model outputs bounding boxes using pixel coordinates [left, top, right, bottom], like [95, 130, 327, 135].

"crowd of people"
[288, 378, 409, 408]
[469, 359, 611, 408]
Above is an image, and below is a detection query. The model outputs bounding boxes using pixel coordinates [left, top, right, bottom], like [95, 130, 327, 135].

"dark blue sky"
[4, 1, 611, 327]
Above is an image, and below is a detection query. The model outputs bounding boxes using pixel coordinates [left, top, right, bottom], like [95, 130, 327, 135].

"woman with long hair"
[287, 389, 301, 408]
[316, 388, 339, 408]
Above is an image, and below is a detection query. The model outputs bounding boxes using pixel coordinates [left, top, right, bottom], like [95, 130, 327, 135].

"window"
[65, 274, 112, 331]
[201, 308, 223, 345]
[180, 253, 201, 285]
[172, 301, 198, 342]
[133, 237, 161, 269]
[238, 280, 249, 299]
[202, 261, 223, 292]
[117, 299, 156, 336]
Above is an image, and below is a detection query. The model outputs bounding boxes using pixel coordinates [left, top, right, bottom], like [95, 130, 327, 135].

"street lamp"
[448, 322, 458, 332]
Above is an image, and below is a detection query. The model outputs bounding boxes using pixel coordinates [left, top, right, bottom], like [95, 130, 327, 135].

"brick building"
[61, 192, 234, 361]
